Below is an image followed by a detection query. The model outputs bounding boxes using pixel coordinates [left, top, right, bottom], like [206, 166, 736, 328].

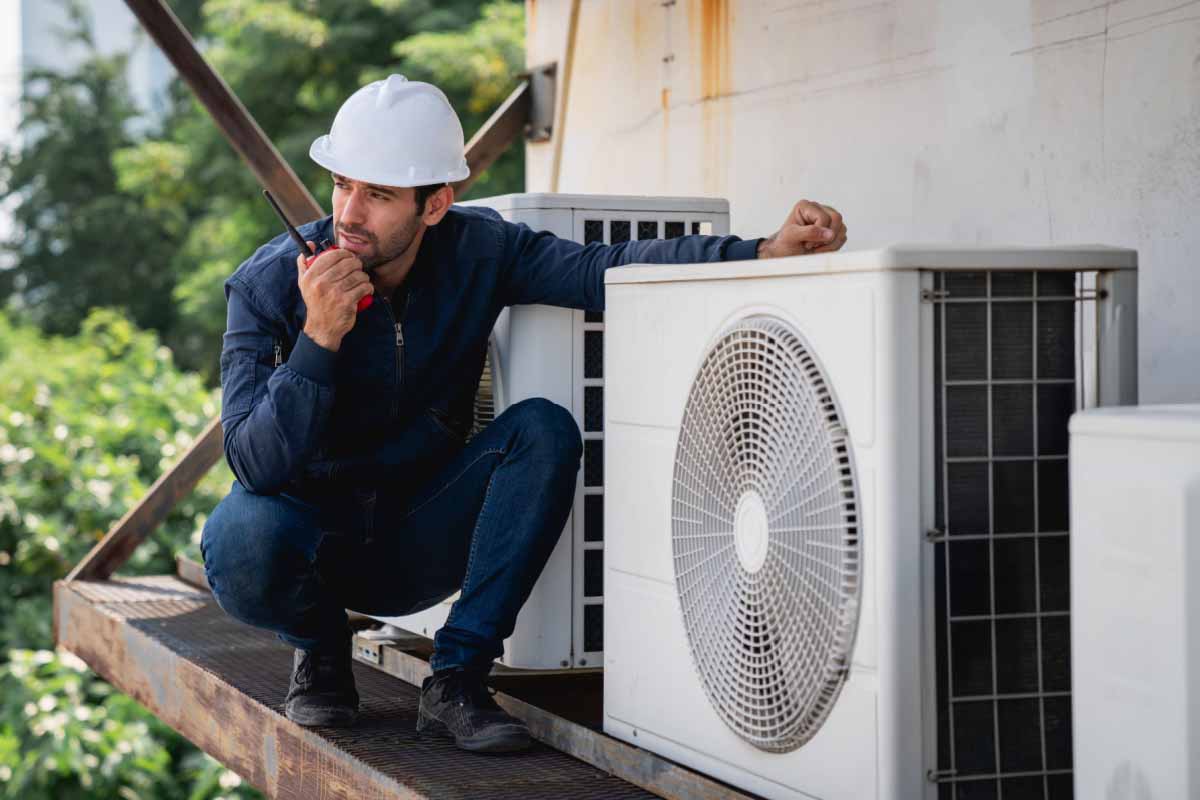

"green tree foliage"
[0, 3, 526, 794]
[0, 308, 231, 652]
[0, 650, 259, 800]
[0, 2, 182, 339]
[2, 0, 526, 381]
[0, 310, 252, 798]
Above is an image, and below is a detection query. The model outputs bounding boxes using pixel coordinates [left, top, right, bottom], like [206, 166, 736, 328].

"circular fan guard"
[671, 315, 861, 752]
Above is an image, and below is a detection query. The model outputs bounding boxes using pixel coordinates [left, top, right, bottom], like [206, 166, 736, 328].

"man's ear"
[421, 184, 454, 226]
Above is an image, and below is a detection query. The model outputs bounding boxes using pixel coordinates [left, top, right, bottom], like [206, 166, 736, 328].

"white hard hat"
[309, 74, 470, 187]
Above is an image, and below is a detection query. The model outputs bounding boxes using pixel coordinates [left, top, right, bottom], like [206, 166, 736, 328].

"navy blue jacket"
[220, 205, 760, 497]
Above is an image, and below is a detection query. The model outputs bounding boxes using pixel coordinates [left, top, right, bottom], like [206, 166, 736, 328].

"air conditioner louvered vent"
[671, 315, 861, 753]
[471, 342, 496, 440]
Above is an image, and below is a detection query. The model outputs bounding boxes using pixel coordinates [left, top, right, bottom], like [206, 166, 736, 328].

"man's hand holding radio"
[298, 242, 374, 352]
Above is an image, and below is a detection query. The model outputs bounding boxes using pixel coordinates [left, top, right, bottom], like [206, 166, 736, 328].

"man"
[201, 74, 847, 754]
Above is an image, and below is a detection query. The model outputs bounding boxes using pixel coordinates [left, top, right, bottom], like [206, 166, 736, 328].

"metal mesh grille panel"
[583, 219, 603, 244]
[470, 342, 496, 440]
[88, 586, 655, 799]
[933, 271, 1079, 798]
[574, 210, 724, 660]
[671, 315, 860, 752]
[583, 604, 603, 653]
[584, 494, 603, 542]
[584, 330, 603, 379]
[584, 385, 603, 432]
[583, 439, 603, 487]
[584, 549, 603, 597]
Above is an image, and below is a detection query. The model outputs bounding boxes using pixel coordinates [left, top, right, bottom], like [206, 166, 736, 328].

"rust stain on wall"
[686, 0, 734, 195]
[695, 0, 732, 100]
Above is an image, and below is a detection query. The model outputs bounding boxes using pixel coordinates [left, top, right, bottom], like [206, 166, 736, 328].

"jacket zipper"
[397, 289, 411, 417]
[274, 341, 282, 368]
[380, 290, 411, 422]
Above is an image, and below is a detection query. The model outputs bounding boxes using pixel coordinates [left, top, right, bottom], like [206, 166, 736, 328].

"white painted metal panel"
[1070, 405, 1200, 800]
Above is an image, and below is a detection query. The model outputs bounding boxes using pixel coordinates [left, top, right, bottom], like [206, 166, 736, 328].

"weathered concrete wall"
[525, 0, 1200, 403]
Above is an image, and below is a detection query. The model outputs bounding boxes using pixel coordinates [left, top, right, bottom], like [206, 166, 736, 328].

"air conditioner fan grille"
[671, 316, 860, 753]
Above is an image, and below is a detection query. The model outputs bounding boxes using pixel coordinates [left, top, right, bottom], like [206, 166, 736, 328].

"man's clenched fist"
[297, 242, 374, 352]
[757, 200, 848, 259]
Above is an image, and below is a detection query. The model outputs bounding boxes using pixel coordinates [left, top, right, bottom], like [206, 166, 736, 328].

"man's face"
[330, 174, 422, 271]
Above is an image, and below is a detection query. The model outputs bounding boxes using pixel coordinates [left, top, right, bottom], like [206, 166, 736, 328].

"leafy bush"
[0, 310, 252, 798]
[0, 310, 231, 652]
[0, 649, 259, 800]
[0, 1, 527, 794]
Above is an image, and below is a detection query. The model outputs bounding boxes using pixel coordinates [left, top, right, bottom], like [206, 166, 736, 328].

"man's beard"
[338, 215, 421, 271]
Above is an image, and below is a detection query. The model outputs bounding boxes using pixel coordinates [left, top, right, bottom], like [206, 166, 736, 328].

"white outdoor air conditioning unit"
[368, 193, 730, 670]
[1069, 404, 1200, 800]
[602, 246, 1137, 799]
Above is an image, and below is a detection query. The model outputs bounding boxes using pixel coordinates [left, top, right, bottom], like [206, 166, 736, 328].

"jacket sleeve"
[219, 282, 338, 495]
[497, 222, 761, 310]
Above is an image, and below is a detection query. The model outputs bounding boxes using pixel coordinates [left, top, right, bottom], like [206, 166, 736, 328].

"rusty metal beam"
[452, 80, 532, 198]
[454, 63, 555, 196]
[54, 577, 660, 799]
[122, 0, 322, 223]
[67, 417, 223, 582]
[175, 554, 211, 592]
[54, 579, 426, 799]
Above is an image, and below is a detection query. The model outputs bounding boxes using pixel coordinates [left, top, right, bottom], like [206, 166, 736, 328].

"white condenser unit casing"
[1069, 405, 1200, 800]
[369, 193, 729, 670]
[602, 246, 1137, 799]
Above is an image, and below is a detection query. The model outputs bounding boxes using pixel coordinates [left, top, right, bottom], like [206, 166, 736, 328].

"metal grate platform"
[53, 576, 665, 799]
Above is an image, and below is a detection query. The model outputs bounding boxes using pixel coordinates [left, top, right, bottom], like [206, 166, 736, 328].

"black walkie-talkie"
[263, 189, 372, 312]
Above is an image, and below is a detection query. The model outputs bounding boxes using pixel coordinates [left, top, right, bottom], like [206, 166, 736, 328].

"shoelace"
[297, 651, 345, 688]
[440, 672, 501, 710]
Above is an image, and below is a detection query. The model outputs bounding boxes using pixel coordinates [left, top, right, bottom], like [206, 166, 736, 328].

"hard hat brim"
[309, 135, 470, 188]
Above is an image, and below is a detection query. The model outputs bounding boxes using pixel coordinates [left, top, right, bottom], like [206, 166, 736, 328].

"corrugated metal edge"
[53, 579, 425, 800]
[352, 633, 761, 800]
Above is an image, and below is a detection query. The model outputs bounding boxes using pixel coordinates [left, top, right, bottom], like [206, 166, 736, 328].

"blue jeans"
[201, 398, 582, 672]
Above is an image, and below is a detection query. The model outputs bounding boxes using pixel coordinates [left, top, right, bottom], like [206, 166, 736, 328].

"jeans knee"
[508, 397, 582, 464]
[201, 486, 317, 628]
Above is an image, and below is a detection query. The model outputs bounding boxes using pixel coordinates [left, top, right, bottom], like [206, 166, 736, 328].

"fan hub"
[733, 490, 769, 574]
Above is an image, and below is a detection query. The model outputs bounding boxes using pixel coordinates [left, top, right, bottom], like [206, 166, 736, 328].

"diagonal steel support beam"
[122, 0, 322, 223]
[452, 80, 530, 197]
[66, 0, 548, 583]
[67, 418, 223, 582]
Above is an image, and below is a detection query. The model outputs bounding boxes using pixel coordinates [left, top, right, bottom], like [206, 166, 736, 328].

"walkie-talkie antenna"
[263, 189, 314, 256]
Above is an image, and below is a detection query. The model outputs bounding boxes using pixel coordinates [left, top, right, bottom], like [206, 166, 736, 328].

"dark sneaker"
[417, 669, 531, 753]
[285, 646, 359, 727]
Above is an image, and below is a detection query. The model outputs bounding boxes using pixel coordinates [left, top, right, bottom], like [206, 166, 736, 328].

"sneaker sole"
[286, 704, 359, 728]
[418, 716, 532, 754]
